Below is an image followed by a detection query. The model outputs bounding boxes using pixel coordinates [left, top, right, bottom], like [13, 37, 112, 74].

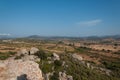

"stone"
[18, 49, 28, 55]
[0, 60, 44, 80]
[52, 53, 60, 60]
[22, 55, 40, 62]
[67, 75, 73, 80]
[30, 47, 39, 55]
[62, 61, 65, 66]
[72, 54, 83, 61]
[86, 63, 90, 68]
[45, 72, 53, 80]
[59, 72, 73, 80]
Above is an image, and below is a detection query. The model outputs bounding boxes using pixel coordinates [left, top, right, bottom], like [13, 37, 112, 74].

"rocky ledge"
[0, 60, 44, 80]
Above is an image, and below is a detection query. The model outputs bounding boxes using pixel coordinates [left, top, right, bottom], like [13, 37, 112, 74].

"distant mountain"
[102, 35, 120, 39]
[26, 35, 120, 40]
[28, 35, 42, 38]
[0, 35, 11, 39]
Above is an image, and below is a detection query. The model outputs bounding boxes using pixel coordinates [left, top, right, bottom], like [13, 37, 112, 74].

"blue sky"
[0, 0, 120, 37]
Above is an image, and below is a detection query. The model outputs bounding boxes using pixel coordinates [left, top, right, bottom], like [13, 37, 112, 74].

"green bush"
[41, 63, 53, 73]
[102, 60, 120, 78]
[34, 50, 47, 60]
[54, 60, 62, 66]
[50, 72, 59, 80]
[0, 52, 16, 60]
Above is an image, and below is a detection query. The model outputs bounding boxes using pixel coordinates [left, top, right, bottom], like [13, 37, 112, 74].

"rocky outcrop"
[59, 72, 73, 80]
[22, 55, 40, 62]
[17, 47, 39, 55]
[30, 47, 39, 55]
[16, 47, 40, 62]
[17, 49, 28, 55]
[0, 60, 44, 80]
[72, 54, 83, 61]
[52, 53, 60, 60]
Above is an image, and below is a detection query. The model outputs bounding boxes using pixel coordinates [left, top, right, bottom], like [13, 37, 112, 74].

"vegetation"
[39, 61, 53, 73]
[54, 60, 63, 71]
[34, 50, 48, 60]
[75, 47, 91, 53]
[54, 60, 62, 66]
[50, 72, 59, 80]
[101, 59, 120, 78]
[36, 50, 53, 73]
[37, 51, 120, 80]
[60, 54, 120, 80]
[0, 51, 16, 60]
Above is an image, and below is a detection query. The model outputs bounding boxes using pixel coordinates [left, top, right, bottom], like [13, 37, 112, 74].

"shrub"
[34, 50, 47, 60]
[54, 60, 62, 66]
[50, 72, 59, 80]
[0, 52, 16, 60]
[41, 63, 53, 73]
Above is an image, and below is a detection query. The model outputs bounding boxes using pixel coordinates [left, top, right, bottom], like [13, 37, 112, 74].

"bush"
[41, 63, 53, 73]
[54, 60, 62, 66]
[54, 60, 63, 71]
[50, 72, 59, 80]
[0, 52, 16, 60]
[102, 60, 120, 78]
[34, 50, 47, 60]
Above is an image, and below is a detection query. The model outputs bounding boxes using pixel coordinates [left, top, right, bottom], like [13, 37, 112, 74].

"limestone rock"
[30, 47, 39, 55]
[22, 55, 40, 62]
[59, 72, 73, 80]
[18, 49, 28, 55]
[52, 53, 60, 60]
[72, 54, 83, 61]
[0, 60, 44, 80]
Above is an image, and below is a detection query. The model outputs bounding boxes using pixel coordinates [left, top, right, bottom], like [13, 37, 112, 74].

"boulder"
[72, 54, 83, 61]
[0, 60, 44, 80]
[59, 72, 73, 80]
[22, 55, 40, 62]
[52, 53, 60, 60]
[17, 49, 28, 55]
[30, 47, 39, 55]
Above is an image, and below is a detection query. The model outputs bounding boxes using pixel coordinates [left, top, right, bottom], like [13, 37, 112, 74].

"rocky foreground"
[0, 60, 43, 80]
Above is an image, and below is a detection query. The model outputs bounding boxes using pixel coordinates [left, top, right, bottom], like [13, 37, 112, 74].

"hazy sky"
[0, 0, 120, 37]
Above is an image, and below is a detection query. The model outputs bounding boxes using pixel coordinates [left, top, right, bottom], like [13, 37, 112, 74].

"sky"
[0, 0, 120, 37]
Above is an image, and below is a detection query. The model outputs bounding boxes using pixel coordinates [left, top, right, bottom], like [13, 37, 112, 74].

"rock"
[59, 72, 67, 80]
[67, 75, 73, 80]
[0, 60, 44, 80]
[22, 55, 40, 62]
[52, 53, 60, 60]
[59, 72, 73, 80]
[0, 61, 8, 80]
[18, 49, 28, 55]
[72, 54, 83, 61]
[47, 57, 52, 60]
[86, 63, 90, 68]
[99, 68, 111, 76]
[48, 61, 52, 64]
[30, 47, 39, 55]
[62, 61, 65, 66]
[45, 72, 53, 80]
